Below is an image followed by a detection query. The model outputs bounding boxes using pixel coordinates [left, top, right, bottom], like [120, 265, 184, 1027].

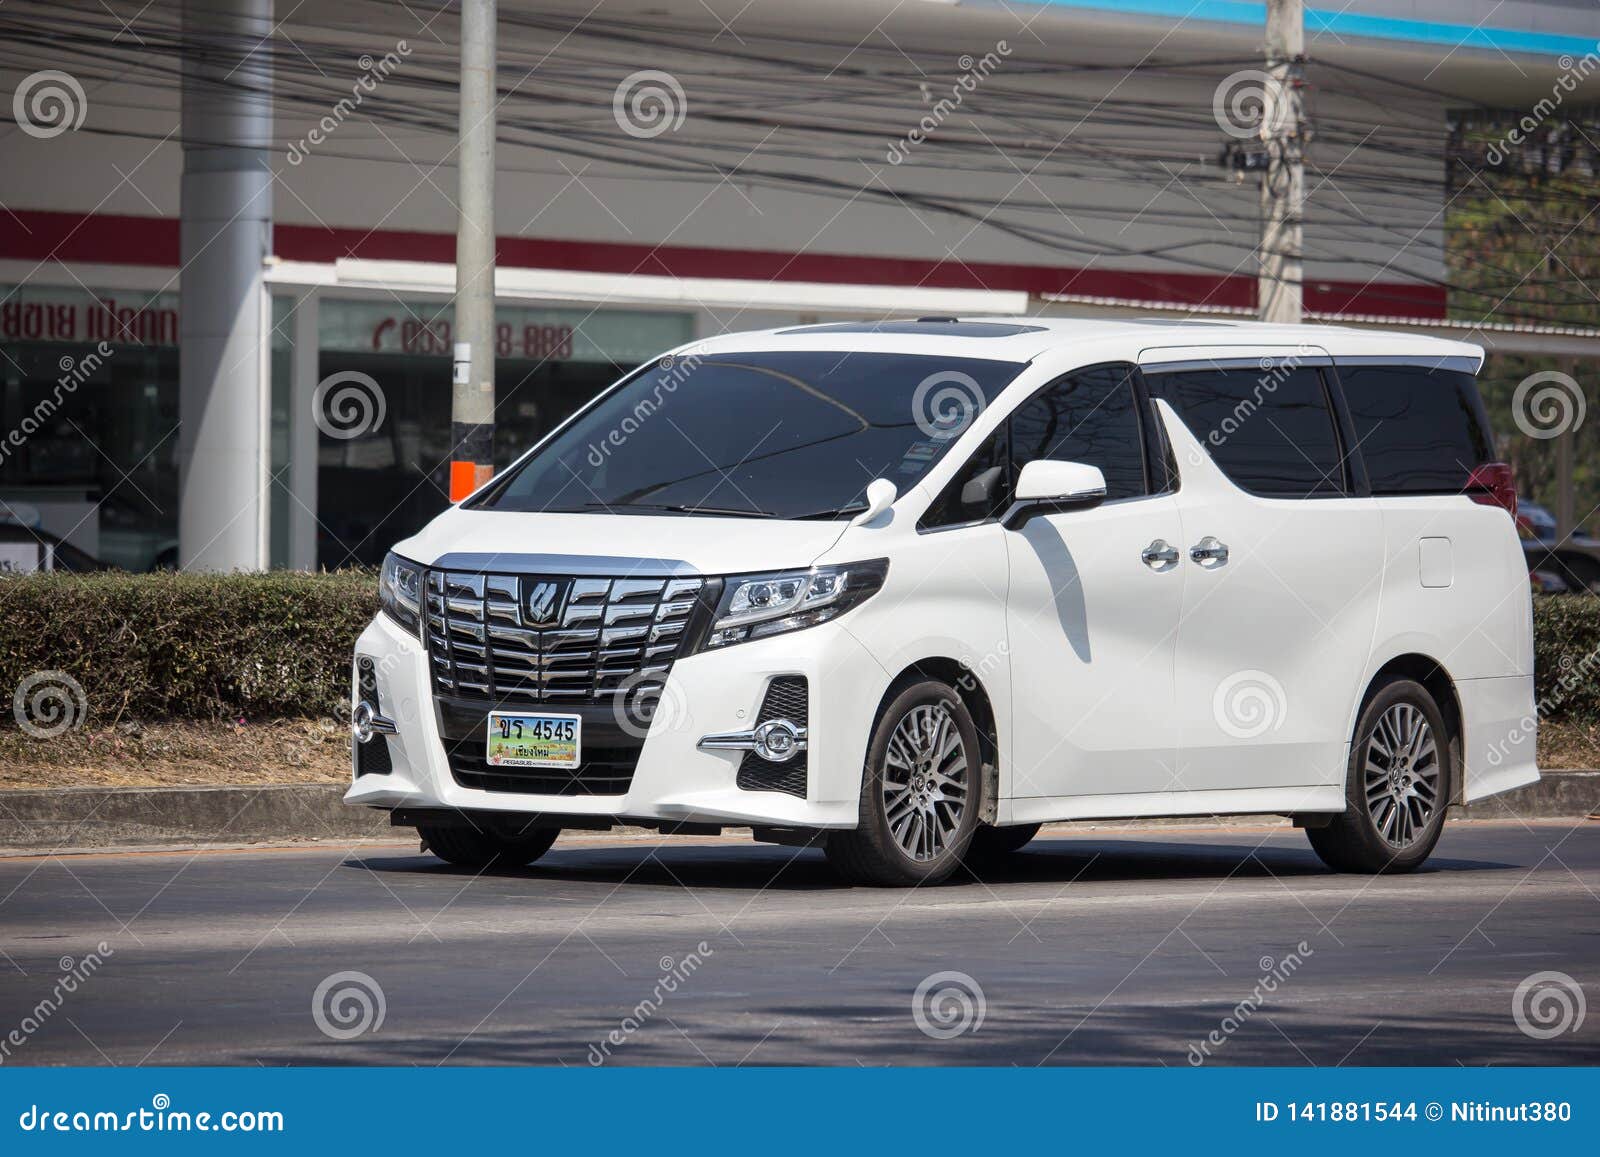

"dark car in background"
[1519, 501, 1600, 594]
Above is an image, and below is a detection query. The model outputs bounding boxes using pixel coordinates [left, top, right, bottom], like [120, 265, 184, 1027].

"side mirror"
[1003, 460, 1107, 529]
[851, 477, 898, 527]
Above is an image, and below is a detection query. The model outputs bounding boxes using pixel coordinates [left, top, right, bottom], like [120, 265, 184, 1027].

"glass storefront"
[313, 301, 693, 569]
[0, 286, 180, 571]
[0, 284, 693, 571]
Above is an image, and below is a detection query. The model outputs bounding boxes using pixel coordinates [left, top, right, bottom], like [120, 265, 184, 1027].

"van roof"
[684, 316, 1484, 369]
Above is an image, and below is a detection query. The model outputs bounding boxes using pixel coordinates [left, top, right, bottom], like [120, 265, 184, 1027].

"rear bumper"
[342, 611, 888, 829]
[1459, 673, 1540, 803]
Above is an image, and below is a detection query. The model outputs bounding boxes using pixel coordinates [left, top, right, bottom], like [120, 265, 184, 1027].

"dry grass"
[1538, 717, 1600, 772]
[0, 718, 350, 790]
[0, 714, 1594, 792]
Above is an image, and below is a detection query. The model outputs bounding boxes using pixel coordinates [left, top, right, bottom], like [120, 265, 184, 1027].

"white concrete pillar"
[289, 289, 320, 570]
[178, 0, 274, 571]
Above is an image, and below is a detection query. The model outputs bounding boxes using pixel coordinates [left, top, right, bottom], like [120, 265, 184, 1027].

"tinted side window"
[1151, 367, 1345, 496]
[1009, 365, 1148, 501]
[921, 424, 1009, 528]
[1339, 367, 1493, 494]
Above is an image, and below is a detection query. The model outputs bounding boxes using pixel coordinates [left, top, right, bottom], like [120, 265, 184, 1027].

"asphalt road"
[1, 820, 1596, 1067]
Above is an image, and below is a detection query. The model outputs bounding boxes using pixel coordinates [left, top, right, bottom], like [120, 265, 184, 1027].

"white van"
[346, 318, 1538, 886]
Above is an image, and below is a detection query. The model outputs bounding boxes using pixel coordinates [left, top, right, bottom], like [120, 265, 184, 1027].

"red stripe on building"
[0, 209, 1448, 320]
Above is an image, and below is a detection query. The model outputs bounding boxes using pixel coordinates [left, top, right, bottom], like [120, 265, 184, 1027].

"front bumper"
[343, 611, 889, 828]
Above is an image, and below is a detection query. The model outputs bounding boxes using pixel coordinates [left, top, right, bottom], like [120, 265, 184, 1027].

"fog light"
[752, 719, 801, 762]
[352, 702, 376, 744]
[698, 718, 808, 760]
[351, 701, 397, 744]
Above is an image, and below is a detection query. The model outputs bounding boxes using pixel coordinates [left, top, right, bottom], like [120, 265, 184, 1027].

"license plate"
[485, 711, 581, 769]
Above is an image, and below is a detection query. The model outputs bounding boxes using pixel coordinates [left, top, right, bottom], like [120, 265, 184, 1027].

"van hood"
[393, 507, 853, 577]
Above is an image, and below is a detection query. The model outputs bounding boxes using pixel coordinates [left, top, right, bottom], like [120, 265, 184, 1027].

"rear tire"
[964, 822, 1042, 863]
[419, 823, 559, 868]
[1307, 677, 1449, 874]
[826, 679, 983, 886]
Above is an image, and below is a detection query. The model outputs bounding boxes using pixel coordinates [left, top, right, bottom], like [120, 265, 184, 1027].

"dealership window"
[0, 289, 693, 571]
[0, 285, 180, 571]
[312, 301, 694, 568]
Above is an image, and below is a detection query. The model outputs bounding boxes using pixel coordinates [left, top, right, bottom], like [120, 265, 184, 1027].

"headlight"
[379, 551, 422, 633]
[703, 560, 888, 649]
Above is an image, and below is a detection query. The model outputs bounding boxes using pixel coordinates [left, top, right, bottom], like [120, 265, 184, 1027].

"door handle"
[1190, 536, 1229, 565]
[1141, 539, 1180, 569]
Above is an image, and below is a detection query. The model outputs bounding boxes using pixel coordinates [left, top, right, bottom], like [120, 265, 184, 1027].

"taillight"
[1466, 462, 1517, 517]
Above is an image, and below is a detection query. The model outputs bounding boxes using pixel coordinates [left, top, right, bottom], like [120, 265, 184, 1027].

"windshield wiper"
[785, 503, 868, 521]
[557, 501, 781, 518]
[548, 501, 863, 520]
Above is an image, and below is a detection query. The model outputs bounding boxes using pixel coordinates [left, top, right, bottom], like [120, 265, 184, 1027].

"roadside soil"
[0, 717, 348, 789]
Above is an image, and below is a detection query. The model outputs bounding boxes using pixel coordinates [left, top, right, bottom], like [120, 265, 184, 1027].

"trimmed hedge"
[0, 571, 377, 724]
[2, 572, 1599, 727]
[1532, 595, 1600, 723]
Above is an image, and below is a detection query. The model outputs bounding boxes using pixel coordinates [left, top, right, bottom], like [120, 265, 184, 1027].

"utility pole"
[451, 0, 497, 502]
[1257, 0, 1306, 324]
[1558, 357, 1578, 541]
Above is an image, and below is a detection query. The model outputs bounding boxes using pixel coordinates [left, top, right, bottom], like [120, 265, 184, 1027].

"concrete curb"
[0, 772, 1595, 854]
[0, 784, 388, 852]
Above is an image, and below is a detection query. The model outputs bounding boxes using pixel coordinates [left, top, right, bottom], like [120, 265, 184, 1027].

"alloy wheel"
[1362, 702, 1441, 849]
[881, 701, 969, 861]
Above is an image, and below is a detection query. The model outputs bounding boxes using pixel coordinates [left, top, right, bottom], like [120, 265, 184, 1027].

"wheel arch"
[1356, 653, 1466, 805]
[877, 656, 1001, 822]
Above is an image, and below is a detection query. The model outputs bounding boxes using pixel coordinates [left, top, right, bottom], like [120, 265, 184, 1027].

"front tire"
[826, 680, 983, 886]
[1307, 677, 1449, 873]
[419, 824, 559, 869]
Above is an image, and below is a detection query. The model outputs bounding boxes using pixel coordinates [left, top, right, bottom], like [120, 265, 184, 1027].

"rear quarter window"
[1338, 366, 1494, 494]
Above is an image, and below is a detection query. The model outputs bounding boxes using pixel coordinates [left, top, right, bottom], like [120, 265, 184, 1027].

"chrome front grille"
[424, 570, 704, 705]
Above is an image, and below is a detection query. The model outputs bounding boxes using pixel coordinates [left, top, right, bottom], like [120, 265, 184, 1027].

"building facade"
[1, 0, 1596, 569]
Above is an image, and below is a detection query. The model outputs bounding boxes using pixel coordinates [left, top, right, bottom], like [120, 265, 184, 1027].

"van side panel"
[1368, 497, 1537, 799]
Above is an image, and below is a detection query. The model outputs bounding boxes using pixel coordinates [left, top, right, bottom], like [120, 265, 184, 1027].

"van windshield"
[475, 351, 1026, 519]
